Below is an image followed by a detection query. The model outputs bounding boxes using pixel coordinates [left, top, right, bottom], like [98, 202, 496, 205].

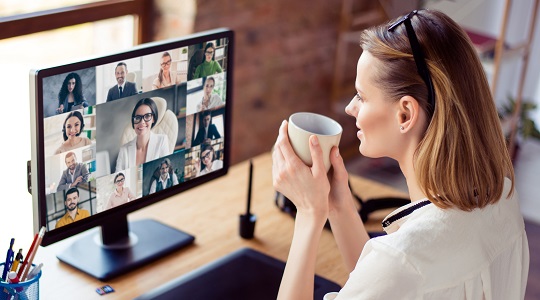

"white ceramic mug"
[287, 112, 343, 172]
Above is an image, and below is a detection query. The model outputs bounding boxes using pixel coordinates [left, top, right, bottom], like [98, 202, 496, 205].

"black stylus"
[246, 159, 253, 215]
[239, 159, 256, 239]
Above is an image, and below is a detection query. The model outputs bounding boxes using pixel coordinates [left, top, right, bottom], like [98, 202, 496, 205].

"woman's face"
[67, 78, 76, 93]
[115, 176, 125, 188]
[65, 116, 81, 140]
[133, 104, 154, 136]
[160, 55, 172, 72]
[204, 79, 215, 96]
[201, 149, 213, 167]
[204, 47, 214, 62]
[345, 51, 400, 158]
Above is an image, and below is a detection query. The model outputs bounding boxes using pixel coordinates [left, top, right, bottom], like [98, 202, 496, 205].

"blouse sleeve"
[334, 240, 423, 300]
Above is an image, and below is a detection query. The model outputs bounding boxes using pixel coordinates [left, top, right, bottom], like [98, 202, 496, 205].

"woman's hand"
[327, 146, 355, 213]
[272, 120, 330, 222]
[57, 104, 64, 114]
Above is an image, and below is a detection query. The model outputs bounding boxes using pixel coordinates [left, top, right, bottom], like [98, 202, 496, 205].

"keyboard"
[135, 247, 341, 300]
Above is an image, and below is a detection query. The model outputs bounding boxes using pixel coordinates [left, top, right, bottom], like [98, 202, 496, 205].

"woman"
[152, 52, 180, 90]
[197, 143, 223, 176]
[56, 72, 88, 114]
[193, 43, 223, 79]
[55, 111, 92, 154]
[105, 173, 135, 210]
[273, 10, 529, 299]
[196, 77, 223, 112]
[115, 98, 171, 172]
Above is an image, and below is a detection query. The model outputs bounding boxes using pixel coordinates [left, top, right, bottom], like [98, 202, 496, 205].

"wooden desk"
[36, 153, 408, 299]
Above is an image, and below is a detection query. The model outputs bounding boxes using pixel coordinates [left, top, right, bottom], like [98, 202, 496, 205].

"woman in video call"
[55, 111, 92, 155]
[196, 143, 223, 176]
[105, 172, 135, 210]
[196, 76, 223, 112]
[115, 98, 170, 172]
[193, 42, 223, 79]
[56, 72, 88, 114]
[152, 51, 180, 90]
[272, 10, 528, 299]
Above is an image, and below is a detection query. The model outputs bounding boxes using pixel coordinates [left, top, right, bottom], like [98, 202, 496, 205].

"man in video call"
[106, 62, 138, 102]
[55, 187, 90, 229]
[149, 158, 179, 194]
[57, 152, 89, 192]
[193, 111, 221, 147]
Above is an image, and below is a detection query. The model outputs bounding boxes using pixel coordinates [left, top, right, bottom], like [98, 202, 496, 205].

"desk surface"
[36, 153, 408, 299]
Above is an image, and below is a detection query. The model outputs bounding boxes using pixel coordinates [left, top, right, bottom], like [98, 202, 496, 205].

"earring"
[400, 126, 404, 130]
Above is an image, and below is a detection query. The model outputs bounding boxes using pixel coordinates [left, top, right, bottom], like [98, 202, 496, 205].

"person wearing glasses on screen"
[55, 111, 92, 155]
[193, 43, 223, 79]
[56, 72, 89, 114]
[115, 98, 171, 172]
[272, 10, 528, 299]
[196, 76, 224, 113]
[195, 143, 222, 177]
[152, 51, 181, 90]
[105, 172, 135, 210]
[55, 187, 90, 229]
[149, 158, 179, 194]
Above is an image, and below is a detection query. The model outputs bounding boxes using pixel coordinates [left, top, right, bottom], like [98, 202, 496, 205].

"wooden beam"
[0, 0, 148, 41]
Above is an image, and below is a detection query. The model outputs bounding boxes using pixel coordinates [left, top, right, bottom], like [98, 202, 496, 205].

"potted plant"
[498, 96, 540, 161]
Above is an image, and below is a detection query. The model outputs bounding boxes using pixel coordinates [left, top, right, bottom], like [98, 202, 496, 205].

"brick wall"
[193, 0, 360, 164]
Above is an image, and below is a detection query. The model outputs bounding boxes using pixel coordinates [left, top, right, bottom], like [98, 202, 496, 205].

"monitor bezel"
[29, 28, 234, 246]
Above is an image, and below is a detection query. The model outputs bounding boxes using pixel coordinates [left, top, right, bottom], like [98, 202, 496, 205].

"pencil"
[20, 227, 45, 281]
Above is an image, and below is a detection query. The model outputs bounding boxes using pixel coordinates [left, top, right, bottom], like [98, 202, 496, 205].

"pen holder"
[239, 213, 257, 239]
[0, 263, 41, 300]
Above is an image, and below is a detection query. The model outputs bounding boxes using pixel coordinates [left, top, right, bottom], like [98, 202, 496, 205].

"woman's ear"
[396, 95, 421, 132]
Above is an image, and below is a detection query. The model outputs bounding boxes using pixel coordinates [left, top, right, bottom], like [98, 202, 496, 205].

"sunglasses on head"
[388, 10, 435, 110]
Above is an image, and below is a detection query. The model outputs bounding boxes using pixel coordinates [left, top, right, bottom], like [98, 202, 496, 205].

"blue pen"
[2, 238, 15, 281]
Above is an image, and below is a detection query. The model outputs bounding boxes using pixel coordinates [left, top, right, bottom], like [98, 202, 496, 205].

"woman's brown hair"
[359, 10, 514, 210]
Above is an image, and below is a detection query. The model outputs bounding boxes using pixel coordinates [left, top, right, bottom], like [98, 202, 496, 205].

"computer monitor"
[28, 28, 234, 280]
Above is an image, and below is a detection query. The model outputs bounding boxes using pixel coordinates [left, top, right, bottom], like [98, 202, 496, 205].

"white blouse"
[327, 178, 529, 300]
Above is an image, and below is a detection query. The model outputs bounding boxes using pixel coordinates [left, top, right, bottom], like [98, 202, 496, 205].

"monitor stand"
[57, 216, 195, 281]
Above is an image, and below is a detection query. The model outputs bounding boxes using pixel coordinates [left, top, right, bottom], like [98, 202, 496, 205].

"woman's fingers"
[308, 135, 325, 177]
[329, 146, 347, 181]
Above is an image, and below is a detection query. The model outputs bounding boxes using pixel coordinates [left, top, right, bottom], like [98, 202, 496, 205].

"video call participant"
[106, 62, 138, 102]
[192, 111, 221, 147]
[196, 76, 223, 112]
[55, 111, 92, 154]
[55, 187, 90, 229]
[57, 152, 89, 192]
[105, 172, 135, 210]
[197, 143, 223, 176]
[56, 72, 88, 114]
[115, 98, 171, 172]
[193, 43, 223, 79]
[149, 158, 179, 194]
[152, 51, 181, 90]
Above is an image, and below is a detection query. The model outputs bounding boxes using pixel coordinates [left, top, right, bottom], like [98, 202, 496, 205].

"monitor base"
[57, 219, 195, 281]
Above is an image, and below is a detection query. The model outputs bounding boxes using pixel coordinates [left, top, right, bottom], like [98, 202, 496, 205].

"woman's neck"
[67, 136, 81, 146]
[136, 133, 150, 150]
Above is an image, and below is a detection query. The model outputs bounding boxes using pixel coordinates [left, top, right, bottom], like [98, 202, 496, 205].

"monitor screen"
[29, 28, 234, 280]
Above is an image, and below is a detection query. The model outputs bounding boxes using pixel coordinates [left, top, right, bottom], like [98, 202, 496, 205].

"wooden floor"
[345, 149, 540, 299]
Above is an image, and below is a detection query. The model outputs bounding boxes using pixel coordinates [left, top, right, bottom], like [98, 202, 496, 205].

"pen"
[17, 233, 37, 280]
[9, 249, 22, 273]
[20, 227, 45, 281]
[26, 263, 43, 281]
[2, 238, 15, 281]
